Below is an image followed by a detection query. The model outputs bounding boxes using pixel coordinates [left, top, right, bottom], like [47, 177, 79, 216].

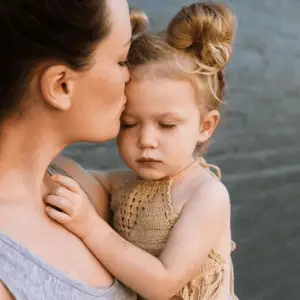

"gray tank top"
[0, 164, 137, 300]
[0, 231, 136, 300]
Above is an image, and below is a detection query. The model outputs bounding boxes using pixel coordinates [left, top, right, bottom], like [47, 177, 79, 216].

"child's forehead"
[127, 75, 195, 96]
[125, 77, 198, 117]
[123, 99, 199, 124]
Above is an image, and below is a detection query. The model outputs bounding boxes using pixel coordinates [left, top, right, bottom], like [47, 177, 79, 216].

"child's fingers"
[45, 206, 71, 224]
[52, 174, 82, 193]
[44, 195, 73, 216]
[52, 186, 78, 202]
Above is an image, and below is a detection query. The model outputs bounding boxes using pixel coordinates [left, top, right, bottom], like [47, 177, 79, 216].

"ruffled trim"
[178, 242, 238, 300]
[180, 270, 225, 300]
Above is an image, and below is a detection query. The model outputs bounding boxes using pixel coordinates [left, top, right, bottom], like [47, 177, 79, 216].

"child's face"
[117, 77, 210, 180]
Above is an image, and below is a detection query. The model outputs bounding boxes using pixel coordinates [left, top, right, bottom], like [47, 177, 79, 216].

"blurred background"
[63, 0, 300, 299]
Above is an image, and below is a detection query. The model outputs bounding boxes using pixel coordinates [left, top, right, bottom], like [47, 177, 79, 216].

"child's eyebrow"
[157, 112, 184, 120]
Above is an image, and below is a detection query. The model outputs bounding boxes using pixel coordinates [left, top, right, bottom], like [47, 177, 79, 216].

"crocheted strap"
[199, 157, 222, 179]
[169, 157, 221, 182]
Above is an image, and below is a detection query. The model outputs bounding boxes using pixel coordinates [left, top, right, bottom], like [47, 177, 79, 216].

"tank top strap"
[47, 163, 96, 209]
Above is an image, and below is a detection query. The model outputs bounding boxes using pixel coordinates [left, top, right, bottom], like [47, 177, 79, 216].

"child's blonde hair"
[128, 2, 236, 113]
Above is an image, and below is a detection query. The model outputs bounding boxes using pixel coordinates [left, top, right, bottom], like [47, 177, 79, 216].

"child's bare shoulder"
[172, 175, 230, 246]
[187, 175, 230, 213]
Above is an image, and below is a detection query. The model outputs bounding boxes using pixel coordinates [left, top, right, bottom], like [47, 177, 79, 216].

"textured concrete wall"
[64, 1, 300, 299]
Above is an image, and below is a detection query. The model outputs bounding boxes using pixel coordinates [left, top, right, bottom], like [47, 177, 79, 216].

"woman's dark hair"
[0, 0, 110, 122]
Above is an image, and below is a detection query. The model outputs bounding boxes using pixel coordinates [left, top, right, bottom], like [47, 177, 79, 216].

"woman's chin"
[87, 122, 121, 143]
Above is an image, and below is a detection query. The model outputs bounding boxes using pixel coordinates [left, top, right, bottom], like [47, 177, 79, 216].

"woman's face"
[66, 0, 132, 143]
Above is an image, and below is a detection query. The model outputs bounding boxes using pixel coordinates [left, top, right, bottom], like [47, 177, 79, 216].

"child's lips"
[137, 157, 161, 163]
[136, 158, 162, 167]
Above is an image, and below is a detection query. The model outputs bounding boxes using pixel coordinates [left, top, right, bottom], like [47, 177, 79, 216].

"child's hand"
[44, 174, 99, 240]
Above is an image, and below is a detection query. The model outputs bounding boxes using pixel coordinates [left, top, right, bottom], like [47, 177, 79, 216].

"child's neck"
[169, 159, 200, 181]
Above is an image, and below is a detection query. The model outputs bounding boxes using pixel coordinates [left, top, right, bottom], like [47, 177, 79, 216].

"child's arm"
[45, 175, 230, 300]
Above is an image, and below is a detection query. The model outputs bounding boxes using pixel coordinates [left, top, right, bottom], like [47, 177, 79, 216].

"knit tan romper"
[110, 158, 237, 300]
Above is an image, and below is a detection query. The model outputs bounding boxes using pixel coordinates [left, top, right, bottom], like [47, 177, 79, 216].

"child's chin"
[138, 169, 166, 181]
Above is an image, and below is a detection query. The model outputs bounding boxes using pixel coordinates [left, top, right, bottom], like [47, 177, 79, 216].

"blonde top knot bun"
[130, 8, 150, 38]
[166, 2, 236, 74]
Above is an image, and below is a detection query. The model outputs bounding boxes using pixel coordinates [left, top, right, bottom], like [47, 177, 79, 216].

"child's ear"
[198, 110, 220, 143]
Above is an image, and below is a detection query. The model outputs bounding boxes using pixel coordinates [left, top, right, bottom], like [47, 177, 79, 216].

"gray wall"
[64, 1, 300, 299]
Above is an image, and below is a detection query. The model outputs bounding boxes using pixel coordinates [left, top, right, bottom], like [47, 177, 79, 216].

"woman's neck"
[0, 121, 67, 207]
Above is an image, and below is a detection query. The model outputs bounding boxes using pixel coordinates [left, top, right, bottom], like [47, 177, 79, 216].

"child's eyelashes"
[159, 123, 176, 129]
[120, 122, 177, 130]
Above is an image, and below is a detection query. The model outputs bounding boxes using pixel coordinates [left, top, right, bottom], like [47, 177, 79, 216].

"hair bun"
[166, 2, 236, 73]
[130, 8, 150, 38]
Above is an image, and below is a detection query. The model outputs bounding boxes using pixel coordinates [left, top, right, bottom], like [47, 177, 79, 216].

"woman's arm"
[83, 181, 229, 299]
[51, 155, 110, 221]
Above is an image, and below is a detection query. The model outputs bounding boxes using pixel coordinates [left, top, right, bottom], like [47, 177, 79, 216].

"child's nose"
[138, 129, 158, 149]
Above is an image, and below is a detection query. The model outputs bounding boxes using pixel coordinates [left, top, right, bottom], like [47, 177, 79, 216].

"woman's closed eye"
[118, 60, 128, 67]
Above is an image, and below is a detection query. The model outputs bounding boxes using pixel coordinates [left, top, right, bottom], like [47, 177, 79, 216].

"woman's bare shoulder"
[51, 155, 85, 174]
[51, 155, 100, 187]
[0, 282, 14, 300]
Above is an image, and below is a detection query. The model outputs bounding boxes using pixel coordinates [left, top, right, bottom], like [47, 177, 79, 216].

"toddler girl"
[45, 3, 238, 299]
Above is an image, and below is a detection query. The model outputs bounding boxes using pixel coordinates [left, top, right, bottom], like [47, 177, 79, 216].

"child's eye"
[118, 61, 127, 67]
[159, 123, 176, 129]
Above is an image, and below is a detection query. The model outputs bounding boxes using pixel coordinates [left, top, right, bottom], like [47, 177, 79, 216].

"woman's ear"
[40, 65, 79, 111]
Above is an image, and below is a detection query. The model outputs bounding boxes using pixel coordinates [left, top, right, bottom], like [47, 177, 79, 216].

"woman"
[0, 0, 136, 299]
